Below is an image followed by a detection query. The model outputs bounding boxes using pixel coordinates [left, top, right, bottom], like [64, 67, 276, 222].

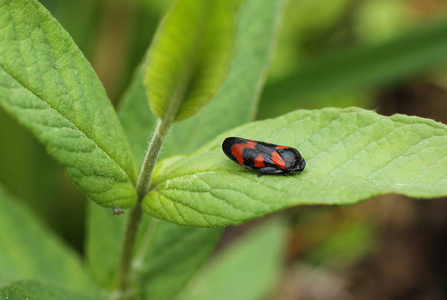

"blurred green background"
[1, 0, 447, 298]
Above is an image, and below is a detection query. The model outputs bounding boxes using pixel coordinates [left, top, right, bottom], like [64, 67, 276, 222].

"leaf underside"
[0, 0, 137, 208]
[143, 107, 447, 227]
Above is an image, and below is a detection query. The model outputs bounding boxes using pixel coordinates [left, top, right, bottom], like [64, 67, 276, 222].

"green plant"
[1, 0, 447, 299]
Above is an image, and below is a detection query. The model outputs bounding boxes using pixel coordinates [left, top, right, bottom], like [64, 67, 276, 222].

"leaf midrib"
[0, 63, 133, 185]
[149, 165, 447, 196]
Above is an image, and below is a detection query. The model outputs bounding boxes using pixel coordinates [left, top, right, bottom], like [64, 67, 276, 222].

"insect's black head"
[279, 148, 306, 172]
[294, 156, 306, 172]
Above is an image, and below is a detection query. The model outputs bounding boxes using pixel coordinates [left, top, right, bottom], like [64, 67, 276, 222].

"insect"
[222, 137, 306, 177]
[111, 205, 125, 216]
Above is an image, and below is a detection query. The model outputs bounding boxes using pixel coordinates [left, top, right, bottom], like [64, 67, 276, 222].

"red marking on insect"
[231, 140, 257, 165]
[271, 151, 286, 169]
[275, 145, 292, 150]
[254, 154, 265, 168]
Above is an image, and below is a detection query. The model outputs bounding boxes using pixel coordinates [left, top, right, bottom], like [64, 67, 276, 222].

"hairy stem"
[113, 119, 170, 299]
[114, 91, 183, 299]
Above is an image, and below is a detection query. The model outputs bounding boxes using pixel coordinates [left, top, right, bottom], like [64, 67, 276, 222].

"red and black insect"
[222, 137, 306, 177]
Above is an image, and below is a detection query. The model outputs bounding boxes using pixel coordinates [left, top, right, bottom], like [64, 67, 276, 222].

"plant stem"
[114, 199, 143, 299]
[136, 119, 171, 199]
[114, 119, 169, 299]
[114, 92, 183, 299]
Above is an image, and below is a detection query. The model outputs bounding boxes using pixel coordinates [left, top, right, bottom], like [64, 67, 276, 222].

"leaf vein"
[157, 191, 240, 222]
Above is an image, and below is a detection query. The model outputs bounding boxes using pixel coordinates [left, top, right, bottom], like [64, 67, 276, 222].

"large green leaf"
[144, 0, 235, 122]
[0, 281, 104, 300]
[143, 107, 447, 227]
[0, 185, 91, 292]
[261, 18, 447, 117]
[176, 219, 285, 300]
[0, 0, 137, 207]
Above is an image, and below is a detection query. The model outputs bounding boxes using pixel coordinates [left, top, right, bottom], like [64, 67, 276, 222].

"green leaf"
[0, 185, 91, 292]
[176, 219, 285, 300]
[143, 107, 447, 227]
[0, 281, 104, 300]
[144, 0, 235, 122]
[139, 222, 223, 300]
[261, 18, 447, 116]
[0, 0, 137, 207]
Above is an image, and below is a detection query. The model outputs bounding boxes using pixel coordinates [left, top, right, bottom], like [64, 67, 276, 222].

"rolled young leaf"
[144, 0, 235, 122]
[161, 0, 286, 157]
[0, 0, 138, 207]
[119, 0, 285, 161]
[143, 107, 447, 227]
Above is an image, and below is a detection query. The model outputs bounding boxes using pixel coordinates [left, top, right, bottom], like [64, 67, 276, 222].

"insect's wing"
[249, 143, 271, 165]
[252, 151, 268, 168]
[249, 143, 287, 174]
[270, 150, 287, 169]
[222, 137, 258, 167]
[222, 137, 246, 158]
